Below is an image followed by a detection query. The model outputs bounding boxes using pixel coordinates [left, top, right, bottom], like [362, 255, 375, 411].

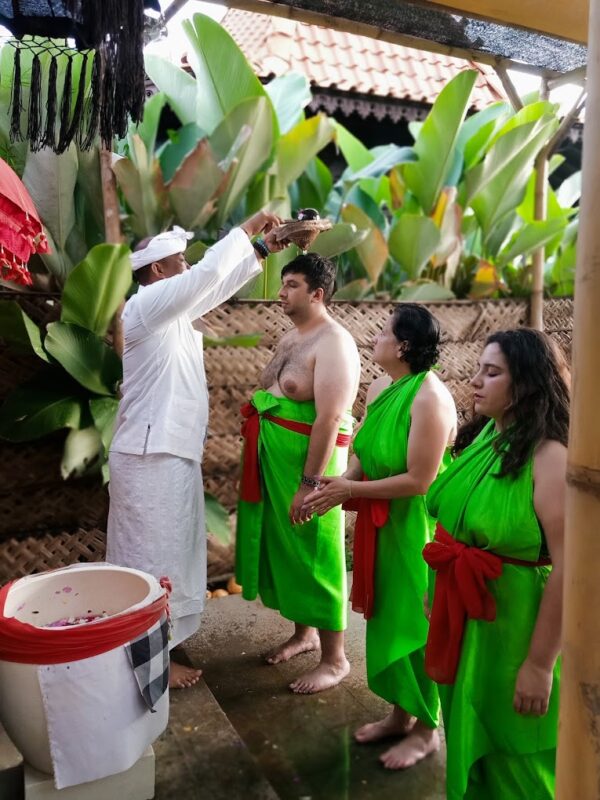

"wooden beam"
[211, 0, 585, 75]
[556, 0, 600, 795]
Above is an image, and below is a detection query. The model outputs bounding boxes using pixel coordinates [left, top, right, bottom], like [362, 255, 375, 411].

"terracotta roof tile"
[221, 9, 504, 110]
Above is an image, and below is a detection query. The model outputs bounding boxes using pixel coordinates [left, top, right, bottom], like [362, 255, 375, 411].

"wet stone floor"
[153, 592, 446, 800]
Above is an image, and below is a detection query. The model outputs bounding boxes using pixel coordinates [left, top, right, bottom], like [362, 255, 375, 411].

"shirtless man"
[236, 252, 361, 694]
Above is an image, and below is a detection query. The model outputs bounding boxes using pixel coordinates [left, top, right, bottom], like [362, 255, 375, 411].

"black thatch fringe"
[80, 48, 101, 150]
[9, 48, 23, 142]
[64, 51, 88, 147]
[26, 53, 43, 150]
[57, 55, 73, 154]
[99, 42, 117, 147]
[42, 55, 59, 151]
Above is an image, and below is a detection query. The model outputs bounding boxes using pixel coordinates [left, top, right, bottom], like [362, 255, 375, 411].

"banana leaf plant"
[323, 69, 579, 300]
[114, 12, 367, 300]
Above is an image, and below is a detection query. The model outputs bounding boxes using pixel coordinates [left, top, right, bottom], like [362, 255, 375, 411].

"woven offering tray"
[273, 217, 332, 251]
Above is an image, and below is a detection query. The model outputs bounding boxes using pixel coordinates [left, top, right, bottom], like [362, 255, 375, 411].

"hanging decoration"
[0, 0, 161, 152]
[0, 157, 50, 286]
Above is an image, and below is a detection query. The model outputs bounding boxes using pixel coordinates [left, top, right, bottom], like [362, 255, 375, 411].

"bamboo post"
[529, 80, 548, 331]
[556, 1, 600, 795]
[100, 146, 125, 358]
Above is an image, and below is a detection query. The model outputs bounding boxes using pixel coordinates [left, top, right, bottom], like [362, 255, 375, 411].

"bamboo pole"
[556, 0, 600, 795]
[529, 80, 549, 330]
[100, 146, 125, 358]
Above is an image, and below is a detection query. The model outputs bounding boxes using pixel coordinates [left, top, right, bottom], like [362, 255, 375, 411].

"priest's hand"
[513, 658, 553, 716]
[304, 476, 352, 516]
[240, 210, 283, 239]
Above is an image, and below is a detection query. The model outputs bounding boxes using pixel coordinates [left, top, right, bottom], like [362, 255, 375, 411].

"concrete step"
[185, 593, 446, 800]
[153, 666, 279, 800]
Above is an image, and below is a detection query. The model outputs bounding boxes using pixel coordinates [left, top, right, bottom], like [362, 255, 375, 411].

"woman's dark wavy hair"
[453, 328, 570, 477]
[391, 303, 441, 373]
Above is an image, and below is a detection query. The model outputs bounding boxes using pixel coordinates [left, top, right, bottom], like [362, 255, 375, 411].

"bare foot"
[169, 660, 202, 689]
[289, 658, 350, 694]
[264, 632, 320, 664]
[355, 708, 416, 743]
[379, 726, 440, 770]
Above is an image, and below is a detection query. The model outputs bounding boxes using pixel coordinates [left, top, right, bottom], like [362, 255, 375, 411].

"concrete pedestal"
[24, 747, 155, 800]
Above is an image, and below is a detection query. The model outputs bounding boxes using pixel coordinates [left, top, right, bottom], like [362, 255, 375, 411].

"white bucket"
[0, 563, 167, 781]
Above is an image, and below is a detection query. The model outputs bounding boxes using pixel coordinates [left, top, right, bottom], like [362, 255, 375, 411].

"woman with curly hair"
[424, 329, 569, 799]
[306, 303, 456, 769]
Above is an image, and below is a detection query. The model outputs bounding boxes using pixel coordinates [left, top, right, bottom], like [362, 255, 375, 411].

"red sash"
[344, 477, 390, 620]
[422, 522, 552, 684]
[239, 402, 352, 502]
[0, 578, 170, 665]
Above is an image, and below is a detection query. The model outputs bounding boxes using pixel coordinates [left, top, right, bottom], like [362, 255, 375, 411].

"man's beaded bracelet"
[253, 236, 270, 259]
[300, 475, 321, 489]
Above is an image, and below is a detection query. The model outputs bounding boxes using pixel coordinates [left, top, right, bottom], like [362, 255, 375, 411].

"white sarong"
[107, 452, 205, 649]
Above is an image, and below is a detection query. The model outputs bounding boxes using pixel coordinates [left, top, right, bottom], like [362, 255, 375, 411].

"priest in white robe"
[107, 212, 286, 688]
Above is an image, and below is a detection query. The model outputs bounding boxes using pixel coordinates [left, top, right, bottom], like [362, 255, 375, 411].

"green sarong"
[427, 420, 559, 800]
[236, 390, 353, 631]
[352, 372, 443, 728]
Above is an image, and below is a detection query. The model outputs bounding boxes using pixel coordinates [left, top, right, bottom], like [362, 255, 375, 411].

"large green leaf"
[130, 91, 167, 158]
[144, 55, 197, 126]
[388, 214, 441, 279]
[183, 13, 277, 138]
[290, 157, 333, 212]
[89, 396, 119, 457]
[0, 369, 85, 441]
[0, 301, 50, 361]
[275, 114, 335, 190]
[556, 171, 582, 209]
[467, 117, 558, 241]
[497, 218, 568, 266]
[210, 97, 275, 226]
[61, 244, 132, 336]
[45, 322, 122, 396]
[341, 204, 388, 284]
[333, 121, 372, 172]
[311, 223, 368, 258]
[402, 71, 477, 214]
[547, 240, 577, 296]
[61, 426, 103, 479]
[159, 123, 205, 184]
[265, 73, 312, 134]
[490, 101, 557, 146]
[333, 279, 371, 300]
[112, 135, 170, 237]
[204, 492, 231, 544]
[167, 139, 227, 229]
[342, 145, 415, 186]
[398, 281, 455, 301]
[22, 146, 78, 250]
[456, 102, 511, 154]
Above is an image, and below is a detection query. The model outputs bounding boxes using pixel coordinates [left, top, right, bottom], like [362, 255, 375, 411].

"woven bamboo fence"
[0, 294, 573, 581]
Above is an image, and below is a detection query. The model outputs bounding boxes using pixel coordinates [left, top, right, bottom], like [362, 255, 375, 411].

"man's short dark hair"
[281, 252, 337, 304]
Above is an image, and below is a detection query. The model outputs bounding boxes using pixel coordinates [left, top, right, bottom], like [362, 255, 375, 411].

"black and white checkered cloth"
[125, 614, 169, 712]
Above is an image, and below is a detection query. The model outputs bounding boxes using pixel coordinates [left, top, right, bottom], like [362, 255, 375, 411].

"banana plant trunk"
[556, 1, 600, 794]
[100, 146, 125, 358]
[529, 149, 547, 330]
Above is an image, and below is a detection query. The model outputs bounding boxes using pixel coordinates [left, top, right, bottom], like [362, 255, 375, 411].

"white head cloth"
[130, 226, 194, 271]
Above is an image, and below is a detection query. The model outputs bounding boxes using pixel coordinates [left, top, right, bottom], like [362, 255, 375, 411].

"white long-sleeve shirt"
[110, 228, 261, 462]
